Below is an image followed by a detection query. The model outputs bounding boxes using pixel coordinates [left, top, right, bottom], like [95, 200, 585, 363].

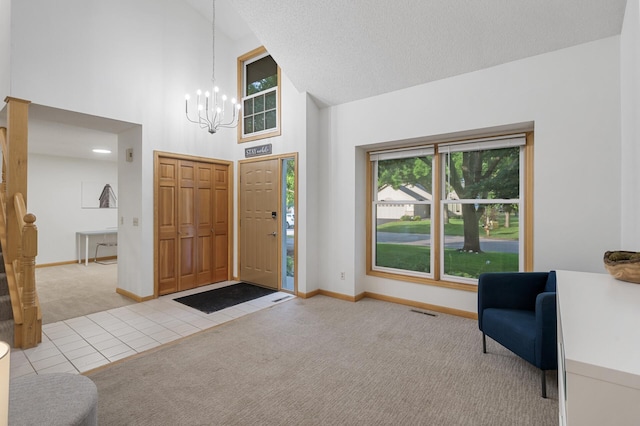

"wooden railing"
[0, 97, 41, 349]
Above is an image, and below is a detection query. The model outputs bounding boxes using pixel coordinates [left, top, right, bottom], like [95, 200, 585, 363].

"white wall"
[6, 1, 627, 313]
[0, 0, 10, 97]
[117, 126, 143, 296]
[9, 1, 314, 298]
[303, 94, 321, 293]
[621, 0, 640, 250]
[9, 0, 244, 298]
[320, 37, 621, 313]
[28, 154, 118, 264]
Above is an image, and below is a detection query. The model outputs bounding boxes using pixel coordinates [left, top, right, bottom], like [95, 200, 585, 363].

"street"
[376, 232, 519, 253]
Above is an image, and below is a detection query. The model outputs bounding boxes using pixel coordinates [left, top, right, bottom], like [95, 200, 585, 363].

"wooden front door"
[239, 159, 279, 289]
[156, 154, 230, 296]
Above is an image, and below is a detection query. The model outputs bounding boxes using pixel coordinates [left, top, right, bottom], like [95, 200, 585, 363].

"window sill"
[238, 129, 281, 144]
[367, 269, 478, 292]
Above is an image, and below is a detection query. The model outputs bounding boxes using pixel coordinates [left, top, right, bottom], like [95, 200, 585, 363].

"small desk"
[76, 229, 118, 266]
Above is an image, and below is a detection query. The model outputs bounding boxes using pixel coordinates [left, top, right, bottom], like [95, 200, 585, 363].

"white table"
[76, 229, 118, 266]
[557, 270, 640, 425]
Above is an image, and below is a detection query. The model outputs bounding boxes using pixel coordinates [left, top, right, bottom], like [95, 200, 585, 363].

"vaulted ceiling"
[6, 0, 629, 161]
[208, 0, 627, 106]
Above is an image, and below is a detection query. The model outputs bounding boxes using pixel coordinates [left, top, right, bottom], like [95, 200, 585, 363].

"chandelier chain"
[184, 0, 241, 134]
[211, 0, 216, 84]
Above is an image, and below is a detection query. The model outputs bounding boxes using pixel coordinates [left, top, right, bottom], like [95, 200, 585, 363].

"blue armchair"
[477, 271, 557, 398]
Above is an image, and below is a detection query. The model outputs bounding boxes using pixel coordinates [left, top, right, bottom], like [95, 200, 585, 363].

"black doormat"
[174, 283, 277, 314]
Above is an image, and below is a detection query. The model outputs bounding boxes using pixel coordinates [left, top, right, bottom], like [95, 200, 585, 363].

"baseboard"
[297, 289, 320, 299]
[116, 287, 154, 303]
[301, 288, 476, 319]
[317, 289, 361, 302]
[363, 291, 477, 320]
[37, 257, 117, 268]
[36, 260, 79, 268]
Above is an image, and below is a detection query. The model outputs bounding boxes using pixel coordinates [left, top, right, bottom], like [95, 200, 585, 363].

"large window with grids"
[238, 46, 281, 143]
[369, 134, 530, 288]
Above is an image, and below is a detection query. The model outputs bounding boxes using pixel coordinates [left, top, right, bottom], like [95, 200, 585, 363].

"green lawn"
[376, 243, 518, 278]
[377, 216, 519, 241]
[376, 244, 431, 273]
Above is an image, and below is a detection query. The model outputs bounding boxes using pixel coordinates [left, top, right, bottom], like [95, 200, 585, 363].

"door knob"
[267, 232, 277, 236]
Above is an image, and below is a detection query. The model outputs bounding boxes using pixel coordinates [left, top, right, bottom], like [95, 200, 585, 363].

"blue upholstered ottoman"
[9, 373, 98, 426]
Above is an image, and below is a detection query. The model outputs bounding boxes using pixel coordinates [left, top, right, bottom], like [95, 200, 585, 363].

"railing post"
[4, 97, 30, 266]
[0, 127, 6, 206]
[1, 158, 5, 205]
[20, 213, 38, 349]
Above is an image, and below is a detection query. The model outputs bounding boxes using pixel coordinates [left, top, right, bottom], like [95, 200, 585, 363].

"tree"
[446, 147, 519, 252]
[247, 74, 278, 95]
[375, 148, 518, 252]
[377, 156, 433, 219]
[285, 159, 295, 209]
[377, 156, 432, 193]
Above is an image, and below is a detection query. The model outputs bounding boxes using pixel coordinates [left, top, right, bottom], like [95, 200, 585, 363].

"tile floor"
[10, 282, 294, 379]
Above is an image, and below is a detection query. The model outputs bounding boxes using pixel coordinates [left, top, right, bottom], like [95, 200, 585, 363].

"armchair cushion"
[482, 308, 536, 365]
[478, 271, 557, 371]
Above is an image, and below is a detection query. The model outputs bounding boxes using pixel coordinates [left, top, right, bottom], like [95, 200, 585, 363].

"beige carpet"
[87, 296, 558, 425]
[37, 262, 135, 324]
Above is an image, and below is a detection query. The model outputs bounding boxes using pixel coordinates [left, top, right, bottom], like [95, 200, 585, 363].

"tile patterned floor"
[10, 282, 294, 379]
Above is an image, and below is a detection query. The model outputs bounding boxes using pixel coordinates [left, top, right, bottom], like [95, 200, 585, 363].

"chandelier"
[185, 0, 241, 134]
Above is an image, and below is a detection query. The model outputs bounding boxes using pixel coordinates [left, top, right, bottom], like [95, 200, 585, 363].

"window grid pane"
[243, 98, 253, 115]
[254, 114, 265, 132]
[265, 91, 276, 110]
[254, 94, 265, 113]
[241, 87, 278, 137]
[441, 201, 520, 281]
[373, 155, 434, 276]
[374, 202, 431, 274]
[265, 110, 277, 130]
[243, 116, 253, 134]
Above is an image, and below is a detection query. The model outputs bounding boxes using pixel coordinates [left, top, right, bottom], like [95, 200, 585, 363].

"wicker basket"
[603, 251, 640, 284]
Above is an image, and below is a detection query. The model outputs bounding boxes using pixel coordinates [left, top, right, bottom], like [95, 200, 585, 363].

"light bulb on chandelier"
[185, 88, 241, 134]
[184, 0, 241, 134]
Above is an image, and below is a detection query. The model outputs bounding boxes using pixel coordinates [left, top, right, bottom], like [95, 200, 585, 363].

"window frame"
[237, 46, 282, 143]
[366, 132, 534, 292]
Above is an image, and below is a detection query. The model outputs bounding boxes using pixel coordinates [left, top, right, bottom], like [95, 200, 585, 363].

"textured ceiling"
[3, 1, 628, 161]
[229, 0, 627, 106]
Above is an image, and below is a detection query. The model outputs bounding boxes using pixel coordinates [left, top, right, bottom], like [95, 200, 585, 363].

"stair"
[0, 251, 13, 346]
